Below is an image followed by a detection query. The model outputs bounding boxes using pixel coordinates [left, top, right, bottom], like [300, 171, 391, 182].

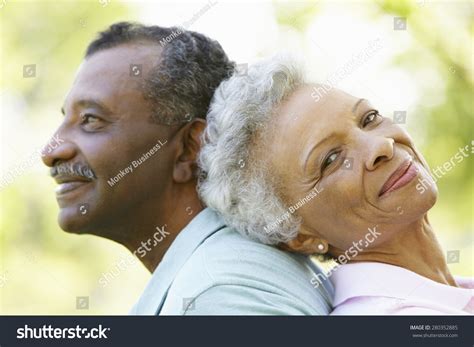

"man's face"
[42, 43, 179, 238]
[267, 85, 437, 252]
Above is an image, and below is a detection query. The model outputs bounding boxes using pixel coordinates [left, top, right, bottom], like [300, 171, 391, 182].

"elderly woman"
[198, 55, 473, 315]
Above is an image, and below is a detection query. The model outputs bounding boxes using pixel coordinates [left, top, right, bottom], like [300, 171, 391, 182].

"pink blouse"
[330, 262, 473, 315]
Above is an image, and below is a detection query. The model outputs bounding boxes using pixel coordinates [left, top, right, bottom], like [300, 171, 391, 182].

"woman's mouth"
[379, 158, 418, 198]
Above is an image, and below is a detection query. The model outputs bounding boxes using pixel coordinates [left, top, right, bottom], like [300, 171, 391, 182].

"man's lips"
[379, 158, 417, 197]
[54, 175, 92, 196]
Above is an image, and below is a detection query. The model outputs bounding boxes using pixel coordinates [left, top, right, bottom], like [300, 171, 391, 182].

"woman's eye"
[362, 111, 380, 127]
[322, 152, 339, 170]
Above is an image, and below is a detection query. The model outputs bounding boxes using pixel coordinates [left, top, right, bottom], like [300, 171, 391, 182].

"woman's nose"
[41, 133, 77, 168]
[365, 137, 395, 171]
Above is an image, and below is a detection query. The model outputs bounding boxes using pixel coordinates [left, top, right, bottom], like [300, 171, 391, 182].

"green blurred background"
[0, 0, 472, 314]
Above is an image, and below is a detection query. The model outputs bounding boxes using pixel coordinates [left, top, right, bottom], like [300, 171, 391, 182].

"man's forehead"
[63, 43, 161, 113]
[75, 42, 162, 83]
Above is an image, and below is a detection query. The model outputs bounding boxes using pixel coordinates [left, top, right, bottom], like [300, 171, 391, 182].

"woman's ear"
[284, 225, 329, 255]
[173, 118, 206, 183]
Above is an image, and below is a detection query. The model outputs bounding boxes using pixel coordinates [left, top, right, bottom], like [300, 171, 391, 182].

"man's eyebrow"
[60, 99, 113, 117]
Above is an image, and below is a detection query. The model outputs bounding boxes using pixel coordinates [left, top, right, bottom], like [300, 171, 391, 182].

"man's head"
[42, 22, 234, 244]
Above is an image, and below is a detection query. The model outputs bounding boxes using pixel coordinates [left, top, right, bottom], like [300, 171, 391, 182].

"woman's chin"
[393, 183, 438, 222]
[378, 160, 438, 217]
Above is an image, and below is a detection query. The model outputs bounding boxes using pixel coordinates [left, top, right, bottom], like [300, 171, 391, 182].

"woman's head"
[198, 55, 438, 256]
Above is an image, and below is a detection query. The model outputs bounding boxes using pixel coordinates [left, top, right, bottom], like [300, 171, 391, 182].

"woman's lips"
[55, 181, 91, 196]
[379, 159, 418, 198]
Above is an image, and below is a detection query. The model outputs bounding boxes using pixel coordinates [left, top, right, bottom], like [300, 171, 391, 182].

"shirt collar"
[331, 262, 473, 311]
[131, 208, 226, 315]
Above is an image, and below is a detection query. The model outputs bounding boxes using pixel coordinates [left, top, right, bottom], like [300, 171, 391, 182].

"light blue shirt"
[130, 208, 334, 315]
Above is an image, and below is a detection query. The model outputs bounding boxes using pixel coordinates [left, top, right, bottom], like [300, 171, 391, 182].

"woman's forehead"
[274, 85, 364, 135]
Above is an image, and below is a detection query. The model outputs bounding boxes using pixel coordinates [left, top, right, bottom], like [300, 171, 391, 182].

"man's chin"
[57, 207, 93, 234]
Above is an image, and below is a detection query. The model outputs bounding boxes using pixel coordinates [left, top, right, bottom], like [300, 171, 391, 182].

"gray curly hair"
[198, 55, 307, 245]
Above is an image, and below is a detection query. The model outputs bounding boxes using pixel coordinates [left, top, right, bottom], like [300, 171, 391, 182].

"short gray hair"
[198, 55, 306, 245]
[86, 22, 235, 125]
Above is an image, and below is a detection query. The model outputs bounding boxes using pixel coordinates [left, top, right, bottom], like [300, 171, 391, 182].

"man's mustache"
[50, 162, 96, 180]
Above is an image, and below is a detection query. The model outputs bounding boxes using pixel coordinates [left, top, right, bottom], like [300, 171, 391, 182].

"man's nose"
[364, 136, 395, 171]
[41, 133, 77, 168]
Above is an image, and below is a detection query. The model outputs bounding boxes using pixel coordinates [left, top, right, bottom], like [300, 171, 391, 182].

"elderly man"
[42, 22, 332, 315]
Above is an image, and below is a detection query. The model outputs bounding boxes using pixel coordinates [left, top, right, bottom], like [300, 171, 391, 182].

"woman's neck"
[347, 215, 457, 287]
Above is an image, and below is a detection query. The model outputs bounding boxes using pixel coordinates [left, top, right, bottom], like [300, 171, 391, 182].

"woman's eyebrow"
[352, 98, 367, 114]
[303, 134, 332, 171]
[302, 99, 371, 172]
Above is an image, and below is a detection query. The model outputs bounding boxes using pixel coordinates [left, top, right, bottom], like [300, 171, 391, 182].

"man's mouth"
[379, 158, 417, 198]
[54, 175, 93, 196]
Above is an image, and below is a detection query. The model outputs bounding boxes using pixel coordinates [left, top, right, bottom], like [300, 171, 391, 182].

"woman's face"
[266, 84, 437, 254]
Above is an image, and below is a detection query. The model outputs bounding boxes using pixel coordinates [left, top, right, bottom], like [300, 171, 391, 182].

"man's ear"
[283, 225, 329, 255]
[172, 118, 206, 183]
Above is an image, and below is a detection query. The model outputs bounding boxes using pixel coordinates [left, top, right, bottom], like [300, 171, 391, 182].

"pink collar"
[330, 261, 473, 311]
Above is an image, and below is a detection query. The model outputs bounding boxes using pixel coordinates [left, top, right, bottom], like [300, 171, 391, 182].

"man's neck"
[106, 186, 205, 273]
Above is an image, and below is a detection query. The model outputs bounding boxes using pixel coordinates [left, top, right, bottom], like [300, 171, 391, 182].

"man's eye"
[322, 152, 339, 170]
[80, 114, 99, 124]
[362, 111, 380, 127]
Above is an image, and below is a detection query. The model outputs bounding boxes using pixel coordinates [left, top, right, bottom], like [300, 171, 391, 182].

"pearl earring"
[317, 243, 325, 252]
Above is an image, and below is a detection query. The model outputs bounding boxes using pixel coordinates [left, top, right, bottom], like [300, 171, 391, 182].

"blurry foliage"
[279, 0, 473, 276]
[374, 1, 473, 229]
[0, 0, 148, 315]
[0, 0, 472, 314]
[275, 1, 321, 31]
